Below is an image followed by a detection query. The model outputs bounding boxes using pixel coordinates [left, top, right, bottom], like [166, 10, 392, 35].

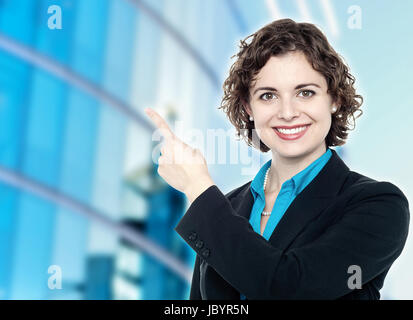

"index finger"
[144, 108, 175, 141]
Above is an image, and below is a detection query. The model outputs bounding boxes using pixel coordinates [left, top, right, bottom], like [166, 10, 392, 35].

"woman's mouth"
[273, 124, 311, 141]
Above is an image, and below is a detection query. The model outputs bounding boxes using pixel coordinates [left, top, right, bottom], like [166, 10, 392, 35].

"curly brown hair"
[218, 18, 363, 152]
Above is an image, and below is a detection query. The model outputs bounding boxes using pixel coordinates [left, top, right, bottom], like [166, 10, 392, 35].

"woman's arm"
[189, 254, 202, 300]
[175, 182, 410, 300]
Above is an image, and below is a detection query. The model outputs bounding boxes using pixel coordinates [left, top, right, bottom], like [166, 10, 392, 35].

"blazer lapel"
[231, 148, 350, 250]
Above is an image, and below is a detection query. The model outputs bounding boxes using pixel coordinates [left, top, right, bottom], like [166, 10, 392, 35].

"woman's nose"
[277, 99, 300, 120]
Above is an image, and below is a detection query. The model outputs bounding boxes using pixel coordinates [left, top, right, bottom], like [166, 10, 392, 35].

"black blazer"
[175, 148, 410, 300]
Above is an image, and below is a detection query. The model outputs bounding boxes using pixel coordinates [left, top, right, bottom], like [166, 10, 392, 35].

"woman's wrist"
[185, 176, 215, 204]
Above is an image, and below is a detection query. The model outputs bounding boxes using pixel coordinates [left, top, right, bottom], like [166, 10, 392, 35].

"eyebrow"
[252, 83, 321, 96]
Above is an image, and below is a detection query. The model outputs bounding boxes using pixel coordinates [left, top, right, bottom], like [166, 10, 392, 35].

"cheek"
[252, 121, 274, 142]
[306, 106, 333, 133]
[310, 102, 332, 123]
[316, 112, 333, 138]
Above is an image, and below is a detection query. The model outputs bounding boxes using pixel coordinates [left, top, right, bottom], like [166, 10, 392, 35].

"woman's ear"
[245, 107, 254, 122]
[241, 97, 253, 120]
[243, 103, 252, 117]
[331, 97, 341, 114]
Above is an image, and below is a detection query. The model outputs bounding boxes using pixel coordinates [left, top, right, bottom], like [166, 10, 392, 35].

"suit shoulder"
[345, 171, 409, 204]
[343, 171, 409, 223]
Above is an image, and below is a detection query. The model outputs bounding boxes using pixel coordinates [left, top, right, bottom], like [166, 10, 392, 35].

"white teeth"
[276, 125, 308, 134]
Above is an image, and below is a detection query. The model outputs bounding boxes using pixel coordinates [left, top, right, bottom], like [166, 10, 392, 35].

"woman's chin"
[269, 143, 316, 159]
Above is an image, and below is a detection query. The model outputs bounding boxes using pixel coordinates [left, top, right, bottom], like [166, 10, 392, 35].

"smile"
[273, 124, 311, 140]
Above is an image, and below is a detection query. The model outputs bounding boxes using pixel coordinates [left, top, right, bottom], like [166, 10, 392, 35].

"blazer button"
[201, 248, 210, 258]
[188, 232, 197, 241]
[195, 240, 204, 249]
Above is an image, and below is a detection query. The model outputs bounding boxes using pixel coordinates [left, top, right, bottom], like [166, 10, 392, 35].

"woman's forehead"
[250, 53, 327, 92]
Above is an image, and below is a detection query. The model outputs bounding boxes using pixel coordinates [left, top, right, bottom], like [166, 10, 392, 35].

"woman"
[144, 19, 410, 300]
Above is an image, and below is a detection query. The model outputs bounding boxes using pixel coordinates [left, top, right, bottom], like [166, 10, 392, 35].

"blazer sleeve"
[189, 254, 202, 300]
[174, 182, 410, 300]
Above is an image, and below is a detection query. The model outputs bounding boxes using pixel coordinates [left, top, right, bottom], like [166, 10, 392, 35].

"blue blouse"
[240, 148, 332, 300]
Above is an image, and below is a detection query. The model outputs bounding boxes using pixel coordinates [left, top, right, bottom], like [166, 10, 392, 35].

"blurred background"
[0, 0, 412, 300]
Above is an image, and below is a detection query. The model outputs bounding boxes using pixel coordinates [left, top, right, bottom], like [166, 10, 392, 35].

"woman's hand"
[144, 108, 215, 203]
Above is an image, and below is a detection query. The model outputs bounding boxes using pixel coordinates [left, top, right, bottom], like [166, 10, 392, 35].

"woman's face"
[246, 51, 335, 160]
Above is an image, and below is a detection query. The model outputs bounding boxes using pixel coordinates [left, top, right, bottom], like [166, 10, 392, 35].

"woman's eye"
[298, 90, 315, 98]
[260, 92, 276, 101]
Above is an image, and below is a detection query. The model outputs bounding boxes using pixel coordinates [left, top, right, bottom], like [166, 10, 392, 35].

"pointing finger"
[144, 108, 175, 141]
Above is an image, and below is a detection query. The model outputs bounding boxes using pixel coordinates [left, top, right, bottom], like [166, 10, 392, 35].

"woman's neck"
[266, 144, 327, 193]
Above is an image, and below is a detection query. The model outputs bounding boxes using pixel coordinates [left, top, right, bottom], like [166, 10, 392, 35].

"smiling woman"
[220, 19, 363, 156]
[146, 18, 410, 300]
[246, 51, 335, 159]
